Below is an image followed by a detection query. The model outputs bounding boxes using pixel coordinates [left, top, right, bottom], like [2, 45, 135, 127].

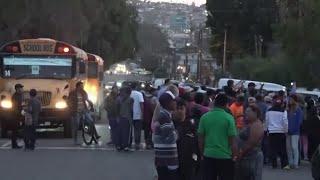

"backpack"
[312, 145, 320, 179]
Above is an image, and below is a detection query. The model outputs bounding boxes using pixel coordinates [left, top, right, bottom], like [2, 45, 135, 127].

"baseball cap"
[15, 84, 24, 89]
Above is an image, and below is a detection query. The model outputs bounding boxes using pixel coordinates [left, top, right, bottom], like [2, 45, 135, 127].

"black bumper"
[0, 108, 70, 124]
[38, 109, 70, 123]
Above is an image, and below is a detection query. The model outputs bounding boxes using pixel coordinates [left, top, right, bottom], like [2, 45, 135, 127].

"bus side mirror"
[63, 95, 68, 100]
[79, 62, 86, 74]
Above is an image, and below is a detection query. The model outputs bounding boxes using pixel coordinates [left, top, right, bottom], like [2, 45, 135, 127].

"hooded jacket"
[266, 106, 288, 134]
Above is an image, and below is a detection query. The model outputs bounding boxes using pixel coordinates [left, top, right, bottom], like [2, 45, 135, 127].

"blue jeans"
[287, 135, 300, 167]
[236, 151, 263, 180]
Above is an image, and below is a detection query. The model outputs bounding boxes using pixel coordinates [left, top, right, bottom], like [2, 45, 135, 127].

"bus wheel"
[1, 120, 8, 138]
[63, 119, 72, 138]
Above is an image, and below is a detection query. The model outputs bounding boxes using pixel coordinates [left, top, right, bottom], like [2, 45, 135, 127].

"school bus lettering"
[20, 41, 55, 54]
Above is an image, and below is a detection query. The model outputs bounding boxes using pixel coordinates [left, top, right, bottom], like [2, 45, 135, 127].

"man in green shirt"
[198, 93, 238, 180]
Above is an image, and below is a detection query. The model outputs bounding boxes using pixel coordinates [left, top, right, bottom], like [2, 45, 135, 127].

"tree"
[207, 0, 277, 66]
[80, 0, 139, 67]
[210, 0, 320, 88]
[137, 23, 169, 71]
[0, 0, 139, 68]
[276, 0, 320, 88]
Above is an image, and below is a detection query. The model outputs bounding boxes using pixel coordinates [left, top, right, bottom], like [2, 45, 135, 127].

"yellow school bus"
[0, 38, 88, 137]
[84, 53, 104, 120]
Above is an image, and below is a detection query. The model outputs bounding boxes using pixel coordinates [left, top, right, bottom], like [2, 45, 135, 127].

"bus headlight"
[116, 82, 122, 87]
[105, 85, 112, 90]
[88, 93, 97, 104]
[55, 101, 68, 109]
[0, 100, 13, 109]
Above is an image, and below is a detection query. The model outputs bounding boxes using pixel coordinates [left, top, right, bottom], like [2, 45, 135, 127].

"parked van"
[218, 78, 286, 93]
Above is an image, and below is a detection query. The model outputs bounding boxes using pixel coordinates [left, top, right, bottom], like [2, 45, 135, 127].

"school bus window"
[2, 56, 73, 79]
[99, 72, 104, 81]
[88, 62, 98, 78]
[79, 61, 86, 74]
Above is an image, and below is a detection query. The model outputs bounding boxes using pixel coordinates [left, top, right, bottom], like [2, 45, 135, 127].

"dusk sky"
[148, 0, 206, 6]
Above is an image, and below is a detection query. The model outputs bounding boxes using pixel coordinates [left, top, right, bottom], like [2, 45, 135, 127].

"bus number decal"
[31, 66, 40, 75]
[4, 70, 10, 77]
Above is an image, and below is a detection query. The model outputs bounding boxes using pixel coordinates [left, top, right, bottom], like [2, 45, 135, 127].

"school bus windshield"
[2, 56, 73, 79]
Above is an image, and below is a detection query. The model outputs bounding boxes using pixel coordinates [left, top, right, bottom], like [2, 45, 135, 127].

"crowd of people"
[5, 78, 320, 179]
[103, 79, 320, 180]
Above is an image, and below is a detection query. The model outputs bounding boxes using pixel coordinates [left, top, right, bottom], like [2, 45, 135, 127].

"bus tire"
[1, 120, 8, 138]
[63, 119, 72, 138]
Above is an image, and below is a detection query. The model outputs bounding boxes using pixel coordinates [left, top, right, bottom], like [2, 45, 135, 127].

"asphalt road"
[0, 123, 314, 180]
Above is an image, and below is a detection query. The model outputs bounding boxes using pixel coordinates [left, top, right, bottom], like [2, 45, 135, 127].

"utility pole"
[80, 31, 83, 49]
[223, 29, 227, 74]
[259, 35, 264, 57]
[185, 43, 191, 78]
[197, 28, 203, 82]
[255, 34, 258, 56]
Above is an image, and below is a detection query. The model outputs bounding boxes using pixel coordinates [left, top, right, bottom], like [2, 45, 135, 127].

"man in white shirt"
[130, 82, 144, 150]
